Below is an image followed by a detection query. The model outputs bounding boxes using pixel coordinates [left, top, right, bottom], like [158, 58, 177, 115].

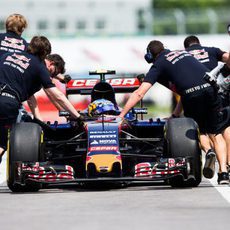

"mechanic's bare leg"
[201, 134, 216, 178]
[222, 126, 230, 170]
[200, 134, 213, 152]
[209, 133, 227, 172]
[0, 147, 5, 164]
[209, 133, 229, 184]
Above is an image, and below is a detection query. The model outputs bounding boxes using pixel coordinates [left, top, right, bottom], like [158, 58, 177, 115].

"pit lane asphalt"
[0, 154, 229, 230]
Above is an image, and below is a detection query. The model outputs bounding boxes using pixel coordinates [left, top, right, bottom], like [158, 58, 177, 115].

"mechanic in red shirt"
[119, 40, 230, 184]
[0, 36, 81, 163]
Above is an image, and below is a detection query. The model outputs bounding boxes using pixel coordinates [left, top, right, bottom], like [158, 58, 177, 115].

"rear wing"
[66, 70, 143, 95]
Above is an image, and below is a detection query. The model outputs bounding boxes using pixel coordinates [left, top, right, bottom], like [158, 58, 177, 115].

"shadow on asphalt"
[0, 178, 219, 194]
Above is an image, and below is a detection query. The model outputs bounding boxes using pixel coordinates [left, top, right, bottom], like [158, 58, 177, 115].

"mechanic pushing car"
[171, 35, 230, 180]
[0, 13, 70, 94]
[0, 14, 70, 135]
[29, 53, 69, 113]
[0, 13, 28, 56]
[119, 40, 230, 184]
[0, 36, 82, 164]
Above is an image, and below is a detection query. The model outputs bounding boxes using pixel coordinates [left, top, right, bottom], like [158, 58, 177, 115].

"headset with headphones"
[144, 48, 154, 63]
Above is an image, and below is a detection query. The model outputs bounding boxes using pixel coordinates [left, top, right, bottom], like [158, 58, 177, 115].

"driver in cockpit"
[87, 81, 120, 116]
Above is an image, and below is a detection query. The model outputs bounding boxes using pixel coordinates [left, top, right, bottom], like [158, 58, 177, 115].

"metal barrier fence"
[151, 7, 230, 35]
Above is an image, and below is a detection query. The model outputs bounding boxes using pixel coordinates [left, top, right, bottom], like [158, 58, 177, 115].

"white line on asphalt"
[202, 153, 230, 203]
[0, 154, 6, 184]
[209, 173, 230, 203]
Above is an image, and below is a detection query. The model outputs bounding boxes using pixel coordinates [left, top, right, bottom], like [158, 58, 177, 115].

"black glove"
[33, 118, 55, 131]
[68, 115, 86, 128]
[220, 64, 230, 78]
[59, 75, 72, 84]
[78, 114, 86, 121]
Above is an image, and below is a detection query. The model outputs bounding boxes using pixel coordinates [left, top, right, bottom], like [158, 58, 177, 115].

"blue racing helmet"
[91, 81, 118, 109]
[88, 99, 117, 116]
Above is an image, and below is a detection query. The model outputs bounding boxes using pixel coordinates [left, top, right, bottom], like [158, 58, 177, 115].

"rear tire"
[7, 122, 43, 192]
[165, 117, 202, 187]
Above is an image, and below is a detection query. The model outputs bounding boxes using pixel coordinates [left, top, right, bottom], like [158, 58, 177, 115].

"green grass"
[146, 104, 171, 118]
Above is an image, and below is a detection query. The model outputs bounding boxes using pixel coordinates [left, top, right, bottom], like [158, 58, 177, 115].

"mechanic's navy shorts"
[181, 86, 229, 134]
[218, 93, 230, 108]
[0, 96, 20, 150]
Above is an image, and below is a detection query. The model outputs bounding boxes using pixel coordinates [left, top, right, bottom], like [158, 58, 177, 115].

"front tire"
[7, 122, 43, 192]
[165, 117, 202, 187]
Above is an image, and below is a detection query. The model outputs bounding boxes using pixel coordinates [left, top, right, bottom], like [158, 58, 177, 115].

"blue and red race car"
[7, 70, 202, 192]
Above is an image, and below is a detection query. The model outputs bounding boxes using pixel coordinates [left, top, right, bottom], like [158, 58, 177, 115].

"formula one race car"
[7, 70, 202, 192]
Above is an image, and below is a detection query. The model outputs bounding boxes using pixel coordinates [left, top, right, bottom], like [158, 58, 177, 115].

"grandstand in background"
[0, 0, 151, 37]
[0, 0, 229, 38]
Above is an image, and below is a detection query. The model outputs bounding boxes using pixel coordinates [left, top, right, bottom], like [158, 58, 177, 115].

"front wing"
[11, 157, 190, 188]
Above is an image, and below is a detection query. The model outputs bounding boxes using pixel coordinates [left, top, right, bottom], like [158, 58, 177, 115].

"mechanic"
[119, 40, 230, 184]
[0, 13, 43, 118]
[172, 35, 230, 180]
[25, 53, 70, 118]
[0, 13, 28, 56]
[0, 13, 69, 84]
[0, 36, 81, 164]
[45, 54, 71, 85]
[0, 14, 69, 120]
[26, 54, 71, 116]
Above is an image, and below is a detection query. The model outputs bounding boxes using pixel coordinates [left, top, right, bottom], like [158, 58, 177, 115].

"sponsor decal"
[89, 130, 116, 134]
[99, 139, 117, 144]
[89, 146, 118, 151]
[4, 53, 30, 73]
[134, 162, 152, 177]
[13, 53, 30, 62]
[168, 158, 175, 168]
[134, 158, 187, 177]
[165, 50, 191, 64]
[68, 78, 140, 88]
[1, 36, 25, 51]
[21, 163, 74, 181]
[96, 116, 117, 122]
[91, 140, 99, 145]
[90, 134, 116, 139]
[189, 49, 209, 62]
